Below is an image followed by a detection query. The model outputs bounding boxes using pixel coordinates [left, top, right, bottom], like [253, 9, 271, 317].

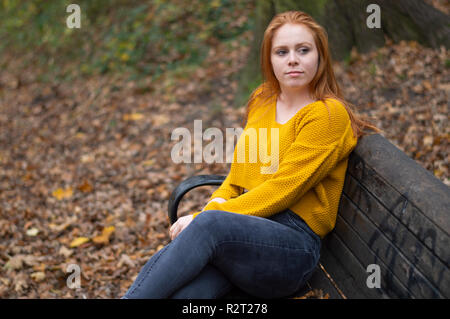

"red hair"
[242, 10, 381, 139]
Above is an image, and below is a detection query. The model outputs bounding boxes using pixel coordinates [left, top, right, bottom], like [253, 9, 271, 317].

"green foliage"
[0, 0, 253, 81]
[368, 62, 377, 76]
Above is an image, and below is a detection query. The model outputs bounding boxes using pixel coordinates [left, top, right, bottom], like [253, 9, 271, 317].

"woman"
[122, 10, 380, 299]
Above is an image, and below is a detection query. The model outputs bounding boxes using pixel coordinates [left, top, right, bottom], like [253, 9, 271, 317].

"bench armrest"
[168, 175, 226, 224]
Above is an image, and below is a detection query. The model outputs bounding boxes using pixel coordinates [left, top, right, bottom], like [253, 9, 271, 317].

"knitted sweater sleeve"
[207, 170, 242, 201]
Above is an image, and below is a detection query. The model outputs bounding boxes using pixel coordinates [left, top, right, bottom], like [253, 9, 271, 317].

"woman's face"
[270, 23, 319, 93]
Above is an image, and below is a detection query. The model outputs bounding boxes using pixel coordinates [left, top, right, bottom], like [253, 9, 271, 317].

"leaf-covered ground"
[0, 19, 448, 300]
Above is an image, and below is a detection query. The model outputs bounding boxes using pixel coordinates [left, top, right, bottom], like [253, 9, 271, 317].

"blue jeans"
[121, 209, 321, 299]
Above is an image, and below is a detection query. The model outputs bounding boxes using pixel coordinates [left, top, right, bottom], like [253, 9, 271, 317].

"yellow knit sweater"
[192, 92, 358, 238]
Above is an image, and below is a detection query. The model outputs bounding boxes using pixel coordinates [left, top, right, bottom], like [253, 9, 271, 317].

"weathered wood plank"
[350, 134, 450, 232]
[348, 134, 450, 264]
[335, 206, 443, 298]
[347, 155, 450, 267]
[342, 173, 450, 297]
[303, 265, 344, 299]
[321, 232, 390, 298]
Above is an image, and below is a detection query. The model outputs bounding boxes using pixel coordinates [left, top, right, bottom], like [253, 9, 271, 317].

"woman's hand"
[169, 198, 227, 240]
[169, 215, 194, 240]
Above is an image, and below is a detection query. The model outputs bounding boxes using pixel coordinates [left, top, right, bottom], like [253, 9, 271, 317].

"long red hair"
[242, 10, 381, 139]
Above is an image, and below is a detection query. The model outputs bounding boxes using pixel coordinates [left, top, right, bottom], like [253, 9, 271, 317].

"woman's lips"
[287, 72, 303, 77]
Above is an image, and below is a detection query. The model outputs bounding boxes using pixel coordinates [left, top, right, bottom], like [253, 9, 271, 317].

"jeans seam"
[287, 212, 309, 233]
[128, 244, 170, 297]
[287, 212, 320, 244]
[216, 239, 313, 253]
[293, 248, 320, 291]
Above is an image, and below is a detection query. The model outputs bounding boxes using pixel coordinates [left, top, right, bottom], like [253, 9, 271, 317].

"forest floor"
[0, 17, 448, 299]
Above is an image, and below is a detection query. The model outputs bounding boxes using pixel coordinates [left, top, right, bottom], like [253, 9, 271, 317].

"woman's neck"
[277, 87, 315, 109]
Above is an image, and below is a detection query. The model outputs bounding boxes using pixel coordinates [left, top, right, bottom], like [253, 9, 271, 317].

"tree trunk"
[235, 0, 449, 106]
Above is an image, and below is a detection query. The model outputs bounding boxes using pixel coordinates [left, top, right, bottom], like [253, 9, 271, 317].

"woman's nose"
[288, 52, 299, 65]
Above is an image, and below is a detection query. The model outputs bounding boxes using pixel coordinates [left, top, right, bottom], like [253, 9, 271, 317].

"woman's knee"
[189, 210, 243, 242]
[193, 210, 234, 230]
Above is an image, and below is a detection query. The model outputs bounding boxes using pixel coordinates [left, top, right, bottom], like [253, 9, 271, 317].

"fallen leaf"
[4, 255, 24, 270]
[21, 172, 32, 182]
[120, 53, 130, 62]
[141, 159, 155, 167]
[52, 187, 73, 200]
[423, 135, 433, 147]
[14, 274, 28, 293]
[26, 227, 39, 236]
[438, 83, 450, 91]
[80, 154, 95, 163]
[4, 255, 37, 270]
[59, 246, 73, 258]
[49, 216, 77, 233]
[92, 226, 115, 245]
[30, 271, 46, 282]
[78, 180, 93, 193]
[117, 254, 136, 268]
[293, 289, 329, 299]
[0, 277, 10, 286]
[70, 237, 90, 248]
[423, 80, 432, 91]
[123, 113, 144, 121]
[151, 114, 169, 125]
[32, 263, 47, 272]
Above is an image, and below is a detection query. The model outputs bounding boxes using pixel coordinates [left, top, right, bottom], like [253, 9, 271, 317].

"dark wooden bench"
[168, 133, 450, 299]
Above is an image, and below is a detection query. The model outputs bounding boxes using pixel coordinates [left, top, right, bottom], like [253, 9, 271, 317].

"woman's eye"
[276, 48, 309, 55]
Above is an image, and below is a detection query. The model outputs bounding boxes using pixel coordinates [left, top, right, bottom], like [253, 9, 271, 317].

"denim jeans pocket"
[286, 211, 321, 255]
[286, 211, 318, 237]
